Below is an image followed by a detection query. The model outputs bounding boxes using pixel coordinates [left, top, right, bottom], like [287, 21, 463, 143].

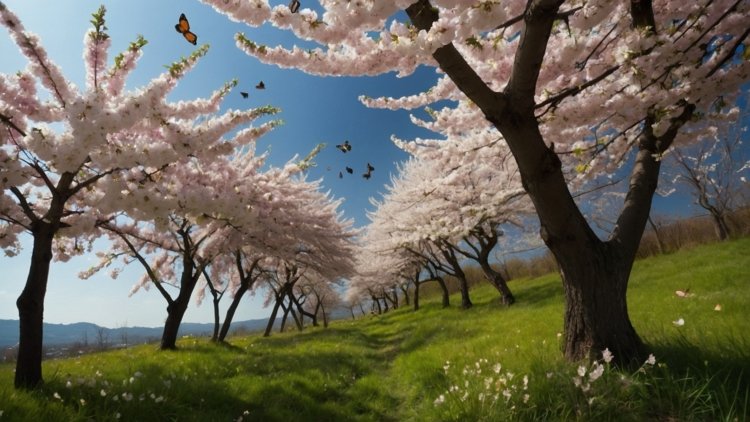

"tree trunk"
[218, 283, 249, 342]
[400, 284, 411, 306]
[15, 224, 54, 389]
[358, 302, 366, 316]
[349, 307, 355, 320]
[211, 296, 221, 342]
[160, 269, 200, 350]
[710, 210, 730, 241]
[559, 243, 644, 363]
[264, 296, 283, 337]
[413, 280, 420, 311]
[479, 260, 515, 306]
[435, 277, 449, 308]
[373, 296, 382, 314]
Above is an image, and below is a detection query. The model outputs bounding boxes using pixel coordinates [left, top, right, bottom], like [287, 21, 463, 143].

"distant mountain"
[0, 318, 270, 348]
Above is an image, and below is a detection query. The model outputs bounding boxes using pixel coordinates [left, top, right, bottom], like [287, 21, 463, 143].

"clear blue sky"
[0, 0, 731, 328]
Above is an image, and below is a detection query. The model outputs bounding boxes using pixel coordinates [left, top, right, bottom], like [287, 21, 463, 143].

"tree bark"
[479, 260, 515, 306]
[709, 210, 730, 241]
[264, 295, 283, 337]
[400, 284, 411, 306]
[15, 224, 54, 389]
[435, 277, 450, 308]
[211, 295, 221, 342]
[413, 278, 420, 311]
[160, 278, 198, 349]
[218, 283, 249, 342]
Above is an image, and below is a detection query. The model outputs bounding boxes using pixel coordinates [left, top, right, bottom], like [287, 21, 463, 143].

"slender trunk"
[211, 295, 221, 342]
[289, 304, 303, 331]
[321, 302, 328, 328]
[710, 210, 730, 241]
[382, 297, 389, 312]
[218, 283, 249, 342]
[413, 280, 420, 311]
[358, 302, 366, 316]
[479, 260, 515, 306]
[264, 295, 283, 337]
[349, 307, 355, 320]
[280, 302, 290, 333]
[15, 225, 54, 389]
[435, 277, 450, 308]
[647, 216, 665, 254]
[400, 284, 411, 306]
[373, 296, 382, 314]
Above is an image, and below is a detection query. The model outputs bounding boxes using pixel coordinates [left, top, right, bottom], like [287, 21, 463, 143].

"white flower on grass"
[589, 363, 604, 382]
[115, 413, 121, 419]
[478, 392, 485, 402]
[523, 375, 529, 390]
[546, 372, 554, 379]
[79, 399, 86, 406]
[65, 380, 72, 388]
[53, 392, 61, 400]
[577, 365, 587, 377]
[461, 392, 469, 402]
[154, 396, 165, 403]
[493, 363, 502, 374]
[502, 389, 512, 401]
[100, 389, 107, 397]
[433, 394, 445, 406]
[673, 318, 685, 326]
[645, 354, 656, 365]
[714, 304, 722, 311]
[602, 348, 614, 363]
[523, 394, 530, 404]
[121, 392, 133, 402]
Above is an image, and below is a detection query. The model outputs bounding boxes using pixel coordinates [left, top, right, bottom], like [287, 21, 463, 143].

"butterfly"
[345, 166, 353, 174]
[289, 0, 301, 13]
[240, 91, 249, 99]
[256, 81, 265, 89]
[362, 162, 374, 179]
[335, 140, 351, 153]
[175, 13, 197, 45]
[338, 171, 343, 179]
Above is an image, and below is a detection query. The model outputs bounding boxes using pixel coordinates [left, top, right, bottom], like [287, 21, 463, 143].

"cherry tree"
[0, 4, 282, 388]
[666, 104, 750, 240]
[203, 0, 750, 363]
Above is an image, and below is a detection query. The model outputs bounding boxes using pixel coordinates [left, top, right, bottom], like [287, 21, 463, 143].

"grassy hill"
[1, 238, 748, 421]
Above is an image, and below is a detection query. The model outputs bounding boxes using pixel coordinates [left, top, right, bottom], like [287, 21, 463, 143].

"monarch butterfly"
[336, 140, 351, 153]
[240, 91, 249, 98]
[289, 0, 301, 13]
[256, 81, 265, 89]
[175, 13, 197, 45]
[345, 166, 353, 174]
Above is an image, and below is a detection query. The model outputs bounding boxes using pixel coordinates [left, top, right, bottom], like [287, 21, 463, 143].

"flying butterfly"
[256, 81, 265, 89]
[289, 0, 301, 13]
[336, 140, 351, 153]
[345, 166, 353, 174]
[362, 162, 375, 180]
[338, 171, 343, 179]
[240, 91, 249, 99]
[175, 13, 197, 45]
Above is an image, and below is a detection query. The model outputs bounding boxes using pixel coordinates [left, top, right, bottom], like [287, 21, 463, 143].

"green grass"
[1, 238, 748, 421]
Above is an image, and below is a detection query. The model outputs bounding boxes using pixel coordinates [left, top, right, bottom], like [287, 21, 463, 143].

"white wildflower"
[589, 363, 604, 382]
[122, 392, 133, 402]
[502, 389, 512, 401]
[53, 392, 61, 400]
[79, 399, 86, 406]
[115, 413, 121, 419]
[493, 363, 502, 374]
[461, 392, 469, 402]
[577, 365, 587, 377]
[645, 354, 656, 365]
[523, 394, 530, 403]
[100, 389, 107, 397]
[602, 348, 613, 363]
[433, 394, 445, 406]
[672, 318, 685, 326]
[65, 380, 72, 388]
[523, 375, 529, 390]
[478, 392, 485, 401]
[155, 396, 165, 403]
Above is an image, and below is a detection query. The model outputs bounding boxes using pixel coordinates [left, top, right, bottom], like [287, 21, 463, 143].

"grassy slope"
[0, 238, 748, 421]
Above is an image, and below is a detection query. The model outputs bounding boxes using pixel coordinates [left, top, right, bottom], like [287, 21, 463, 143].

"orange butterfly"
[175, 13, 197, 45]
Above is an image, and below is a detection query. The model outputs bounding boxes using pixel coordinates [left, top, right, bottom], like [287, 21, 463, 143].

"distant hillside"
[0, 318, 270, 348]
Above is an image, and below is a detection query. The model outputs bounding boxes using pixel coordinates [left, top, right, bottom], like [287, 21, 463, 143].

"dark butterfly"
[345, 166, 353, 174]
[335, 140, 351, 153]
[289, 0, 301, 13]
[338, 171, 343, 179]
[256, 81, 265, 89]
[363, 162, 374, 179]
[240, 91, 249, 98]
[175, 13, 197, 45]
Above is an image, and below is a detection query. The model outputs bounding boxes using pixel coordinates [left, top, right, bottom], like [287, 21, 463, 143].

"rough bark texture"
[160, 275, 200, 350]
[264, 295, 282, 337]
[14, 224, 54, 388]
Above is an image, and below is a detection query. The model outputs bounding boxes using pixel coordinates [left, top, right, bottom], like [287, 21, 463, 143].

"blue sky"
[0, 1, 736, 329]
[0, 0, 441, 328]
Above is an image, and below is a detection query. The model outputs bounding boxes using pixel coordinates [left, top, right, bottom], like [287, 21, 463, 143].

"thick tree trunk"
[15, 225, 54, 389]
[160, 269, 200, 350]
[218, 283, 249, 342]
[559, 243, 644, 363]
